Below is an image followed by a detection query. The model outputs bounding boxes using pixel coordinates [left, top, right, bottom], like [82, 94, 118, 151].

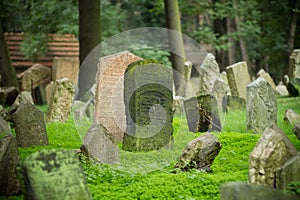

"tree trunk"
[233, 1, 254, 78]
[226, 17, 236, 66]
[288, 0, 299, 53]
[214, 17, 227, 71]
[0, 19, 18, 88]
[77, 0, 101, 100]
[164, 0, 186, 97]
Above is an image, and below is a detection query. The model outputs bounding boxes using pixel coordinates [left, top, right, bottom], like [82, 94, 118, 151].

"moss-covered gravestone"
[22, 149, 91, 200]
[122, 60, 173, 152]
[13, 103, 48, 147]
[184, 94, 222, 132]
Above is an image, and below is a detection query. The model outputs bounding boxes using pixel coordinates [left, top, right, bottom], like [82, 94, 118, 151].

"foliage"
[285, 181, 300, 197]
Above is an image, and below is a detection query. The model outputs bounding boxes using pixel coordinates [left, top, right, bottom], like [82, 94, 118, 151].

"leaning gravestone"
[284, 109, 300, 126]
[221, 182, 299, 200]
[46, 78, 74, 122]
[52, 57, 79, 85]
[80, 123, 119, 164]
[17, 63, 51, 92]
[174, 133, 221, 172]
[0, 135, 20, 196]
[22, 149, 92, 200]
[197, 53, 221, 95]
[13, 103, 48, 147]
[122, 60, 173, 152]
[249, 125, 298, 187]
[226, 61, 251, 99]
[94, 51, 142, 141]
[184, 94, 221, 133]
[288, 49, 300, 79]
[222, 95, 246, 112]
[246, 78, 277, 134]
[256, 69, 277, 92]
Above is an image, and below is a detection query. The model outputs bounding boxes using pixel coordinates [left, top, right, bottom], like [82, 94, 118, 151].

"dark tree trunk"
[214, 17, 227, 71]
[77, 0, 101, 100]
[0, 19, 18, 88]
[288, 0, 299, 53]
[226, 17, 236, 66]
[164, 0, 186, 97]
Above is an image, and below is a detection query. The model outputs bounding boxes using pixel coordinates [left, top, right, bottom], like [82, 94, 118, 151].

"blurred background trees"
[0, 0, 299, 84]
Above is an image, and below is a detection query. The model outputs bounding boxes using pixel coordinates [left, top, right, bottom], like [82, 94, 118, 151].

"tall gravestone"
[22, 149, 91, 200]
[94, 51, 142, 141]
[52, 57, 79, 85]
[122, 60, 173, 152]
[246, 78, 277, 134]
[184, 95, 221, 133]
[226, 61, 251, 99]
[46, 78, 74, 122]
[249, 125, 298, 187]
[13, 103, 48, 147]
[289, 49, 300, 79]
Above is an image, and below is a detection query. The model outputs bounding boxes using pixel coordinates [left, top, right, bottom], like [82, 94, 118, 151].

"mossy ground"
[1, 96, 300, 200]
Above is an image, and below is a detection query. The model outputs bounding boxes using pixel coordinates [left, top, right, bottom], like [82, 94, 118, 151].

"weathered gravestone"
[45, 81, 54, 105]
[80, 123, 119, 164]
[222, 95, 246, 112]
[13, 103, 48, 147]
[184, 95, 221, 133]
[22, 149, 92, 200]
[52, 57, 79, 85]
[94, 51, 142, 141]
[288, 49, 300, 79]
[174, 132, 221, 172]
[122, 60, 173, 152]
[0, 135, 20, 196]
[197, 53, 221, 96]
[276, 81, 289, 96]
[249, 125, 298, 187]
[46, 78, 74, 122]
[256, 69, 277, 92]
[17, 63, 51, 92]
[284, 109, 300, 127]
[221, 182, 299, 200]
[246, 77, 277, 134]
[220, 71, 231, 95]
[275, 154, 300, 190]
[226, 61, 251, 99]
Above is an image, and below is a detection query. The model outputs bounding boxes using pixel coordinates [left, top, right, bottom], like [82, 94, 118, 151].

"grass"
[1, 96, 300, 200]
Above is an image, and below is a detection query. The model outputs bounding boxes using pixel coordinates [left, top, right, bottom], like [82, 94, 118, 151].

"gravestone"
[184, 95, 221, 133]
[223, 95, 246, 112]
[13, 103, 48, 147]
[275, 154, 300, 190]
[197, 53, 222, 96]
[246, 78, 277, 134]
[22, 149, 92, 200]
[17, 63, 51, 92]
[288, 49, 300, 79]
[52, 57, 79, 84]
[122, 60, 173, 152]
[2, 86, 18, 106]
[284, 109, 300, 126]
[256, 69, 277, 92]
[220, 71, 231, 95]
[80, 123, 119, 164]
[276, 81, 289, 96]
[175, 133, 221, 172]
[45, 81, 54, 105]
[226, 61, 251, 99]
[0, 115, 12, 136]
[0, 89, 7, 106]
[94, 51, 142, 141]
[211, 79, 227, 113]
[0, 135, 20, 196]
[249, 125, 298, 187]
[46, 78, 74, 122]
[221, 182, 298, 200]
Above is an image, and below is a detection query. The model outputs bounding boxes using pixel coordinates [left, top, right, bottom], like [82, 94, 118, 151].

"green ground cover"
[2, 96, 300, 200]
